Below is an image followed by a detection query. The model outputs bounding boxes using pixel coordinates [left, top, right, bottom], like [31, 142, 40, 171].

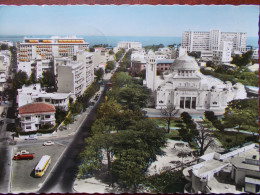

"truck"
[12, 153, 34, 160]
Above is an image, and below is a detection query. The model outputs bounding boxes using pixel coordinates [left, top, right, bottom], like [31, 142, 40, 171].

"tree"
[178, 112, 197, 143]
[161, 103, 178, 133]
[223, 99, 258, 143]
[0, 44, 8, 50]
[196, 123, 214, 156]
[105, 61, 115, 72]
[231, 50, 253, 67]
[12, 70, 28, 89]
[95, 68, 104, 81]
[40, 70, 56, 91]
[28, 71, 37, 85]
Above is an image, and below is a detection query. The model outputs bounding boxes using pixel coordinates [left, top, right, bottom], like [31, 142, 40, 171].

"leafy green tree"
[110, 72, 133, 88]
[12, 70, 28, 89]
[39, 70, 56, 91]
[0, 44, 8, 50]
[223, 99, 258, 143]
[70, 101, 83, 115]
[95, 68, 104, 81]
[231, 50, 253, 67]
[105, 61, 115, 72]
[27, 71, 37, 85]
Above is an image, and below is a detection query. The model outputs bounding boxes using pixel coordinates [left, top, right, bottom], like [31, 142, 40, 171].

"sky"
[0, 5, 258, 37]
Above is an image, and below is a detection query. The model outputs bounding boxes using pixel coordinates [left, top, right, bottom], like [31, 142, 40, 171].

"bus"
[34, 155, 51, 177]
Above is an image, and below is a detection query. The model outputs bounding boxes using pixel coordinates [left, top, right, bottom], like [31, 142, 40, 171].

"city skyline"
[0, 5, 258, 37]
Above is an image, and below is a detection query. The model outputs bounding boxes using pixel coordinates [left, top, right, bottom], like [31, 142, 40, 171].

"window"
[26, 125, 31, 129]
[45, 115, 51, 119]
[25, 116, 30, 120]
[180, 97, 184, 109]
[185, 97, 191, 109]
[192, 97, 196, 109]
[45, 99, 50, 102]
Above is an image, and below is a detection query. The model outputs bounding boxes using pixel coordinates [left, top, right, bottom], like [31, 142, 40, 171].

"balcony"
[21, 119, 36, 124]
[41, 118, 55, 122]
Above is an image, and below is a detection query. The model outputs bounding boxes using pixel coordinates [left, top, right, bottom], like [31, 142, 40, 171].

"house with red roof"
[18, 102, 55, 132]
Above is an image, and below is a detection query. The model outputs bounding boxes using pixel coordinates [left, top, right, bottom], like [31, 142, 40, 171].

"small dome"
[171, 55, 199, 71]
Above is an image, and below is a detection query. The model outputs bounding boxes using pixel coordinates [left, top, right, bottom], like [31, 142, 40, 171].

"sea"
[0, 35, 258, 48]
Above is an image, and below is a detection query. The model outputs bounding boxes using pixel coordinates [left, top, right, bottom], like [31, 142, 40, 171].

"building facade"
[144, 54, 247, 113]
[183, 144, 259, 193]
[18, 36, 89, 62]
[182, 30, 247, 53]
[18, 102, 55, 132]
[17, 84, 71, 111]
[117, 41, 142, 50]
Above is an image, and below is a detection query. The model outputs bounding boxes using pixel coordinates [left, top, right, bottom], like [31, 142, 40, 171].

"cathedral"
[144, 51, 247, 113]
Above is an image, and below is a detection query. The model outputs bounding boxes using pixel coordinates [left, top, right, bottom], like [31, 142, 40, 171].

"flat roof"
[231, 157, 259, 172]
[197, 159, 227, 175]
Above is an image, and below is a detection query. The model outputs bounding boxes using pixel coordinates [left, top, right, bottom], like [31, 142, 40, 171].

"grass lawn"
[150, 118, 184, 128]
[213, 131, 258, 150]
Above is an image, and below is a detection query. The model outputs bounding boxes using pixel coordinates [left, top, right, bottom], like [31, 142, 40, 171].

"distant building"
[156, 59, 174, 72]
[117, 41, 142, 50]
[92, 47, 113, 69]
[18, 36, 89, 62]
[18, 102, 56, 132]
[183, 144, 259, 193]
[17, 84, 71, 111]
[144, 53, 247, 112]
[182, 30, 247, 53]
[252, 49, 259, 60]
[213, 41, 233, 65]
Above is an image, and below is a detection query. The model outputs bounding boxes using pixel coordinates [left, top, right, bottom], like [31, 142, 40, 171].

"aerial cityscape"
[0, 5, 259, 194]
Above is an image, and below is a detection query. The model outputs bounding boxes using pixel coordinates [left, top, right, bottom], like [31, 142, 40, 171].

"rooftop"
[19, 102, 55, 115]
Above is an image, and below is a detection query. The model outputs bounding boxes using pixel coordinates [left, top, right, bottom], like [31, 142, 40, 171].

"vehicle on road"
[43, 141, 54, 146]
[25, 136, 37, 140]
[34, 155, 51, 177]
[12, 153, 34, 160]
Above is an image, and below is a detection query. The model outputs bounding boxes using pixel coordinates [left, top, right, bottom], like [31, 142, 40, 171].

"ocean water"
[0, 35, 258, 48]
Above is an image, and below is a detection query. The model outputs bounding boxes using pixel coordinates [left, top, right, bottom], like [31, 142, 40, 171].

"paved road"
[37, 84, 107, 193]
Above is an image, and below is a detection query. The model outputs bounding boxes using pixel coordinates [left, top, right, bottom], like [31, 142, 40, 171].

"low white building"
[183, 144, 259, 193]
[18, 102, 55, 132]
[17, 84, 71, 111]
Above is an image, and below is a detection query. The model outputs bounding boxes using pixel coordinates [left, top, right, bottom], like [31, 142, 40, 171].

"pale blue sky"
[0, 5, 258, 37]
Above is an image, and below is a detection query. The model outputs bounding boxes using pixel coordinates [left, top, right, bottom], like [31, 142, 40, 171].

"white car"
[25, 137, 37, 140]
[43, 141, 54, 146]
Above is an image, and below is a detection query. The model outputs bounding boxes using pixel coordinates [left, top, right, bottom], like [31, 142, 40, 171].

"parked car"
[43, 141, 54, 146]
[25, 136, 37, 140]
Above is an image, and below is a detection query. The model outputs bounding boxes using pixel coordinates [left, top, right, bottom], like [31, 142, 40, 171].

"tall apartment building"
[55, 51, 94, 97]
[182, 30, 246, 52]
[18, 36, 89, 62]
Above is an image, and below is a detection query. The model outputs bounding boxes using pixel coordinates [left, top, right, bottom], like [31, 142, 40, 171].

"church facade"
[144, 52, 247, 113]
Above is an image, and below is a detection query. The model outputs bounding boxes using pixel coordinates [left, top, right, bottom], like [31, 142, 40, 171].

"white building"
[18, 102, 56, 132]
[117, 41, 142, 50]
[252, 49, 259, 60]
[18, 36, 89, 62]
[17, 56, 53, 79]
[213, 41, 233, 65]
[183, 144, 259, 193]
[182, 30, 247, 53]
[56, 50, 94, 97]
[92, 47, 113, 69]
[17, 84, 71, 111]
[144, 54, 247, 113]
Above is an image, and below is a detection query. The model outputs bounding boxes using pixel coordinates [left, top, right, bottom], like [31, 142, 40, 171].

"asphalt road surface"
[38, 87, 106, 193]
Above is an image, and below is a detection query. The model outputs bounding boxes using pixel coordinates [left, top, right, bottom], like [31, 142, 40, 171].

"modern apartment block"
[55, 51, 94, 97]
[182, 30, 247, 52]
[18, 36, 89, 62]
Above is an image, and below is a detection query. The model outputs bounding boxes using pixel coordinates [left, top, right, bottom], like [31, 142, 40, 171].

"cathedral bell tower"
[146, 50, 157, 91]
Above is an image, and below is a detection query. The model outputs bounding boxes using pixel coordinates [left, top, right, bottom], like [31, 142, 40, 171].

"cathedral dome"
[171, 55, 199, 71]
